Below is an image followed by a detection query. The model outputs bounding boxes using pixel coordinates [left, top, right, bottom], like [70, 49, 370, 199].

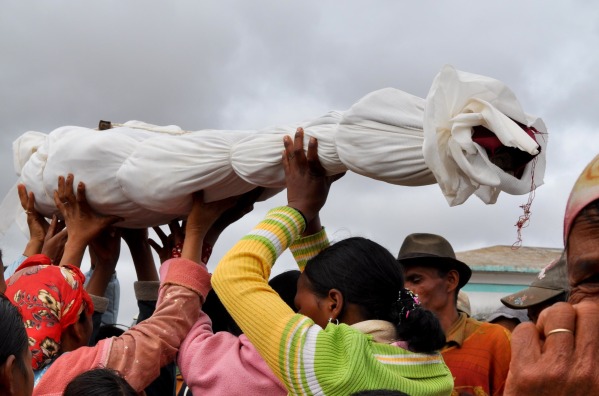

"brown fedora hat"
[397, 233, 472, 289]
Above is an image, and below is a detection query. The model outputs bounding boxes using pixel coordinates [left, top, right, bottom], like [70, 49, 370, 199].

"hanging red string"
[512, 153, 538, 249]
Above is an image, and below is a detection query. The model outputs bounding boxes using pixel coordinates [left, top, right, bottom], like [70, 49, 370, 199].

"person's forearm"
[130, 242, 159, 282]
[60, 240, 88, 267]
[105, 259, 210, 391]
[212, 206, 305, 375]
[182, 229, 208, 264]
[86, 267, 114, 297]
[22, 238, 44, 257]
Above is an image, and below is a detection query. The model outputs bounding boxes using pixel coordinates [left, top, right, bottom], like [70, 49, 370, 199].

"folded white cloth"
[0, 65, 547, 231]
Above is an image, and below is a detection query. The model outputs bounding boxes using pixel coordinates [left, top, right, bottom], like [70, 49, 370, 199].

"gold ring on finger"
[546, 328, 574, 337]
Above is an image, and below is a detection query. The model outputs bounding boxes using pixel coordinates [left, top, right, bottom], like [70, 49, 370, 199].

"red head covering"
[564, 154, 599, 243]
[5, 254, 94, 370]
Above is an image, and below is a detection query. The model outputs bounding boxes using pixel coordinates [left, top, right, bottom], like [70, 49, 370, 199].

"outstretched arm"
[100, 191, 243, 391]
[212, 127, 340, 378]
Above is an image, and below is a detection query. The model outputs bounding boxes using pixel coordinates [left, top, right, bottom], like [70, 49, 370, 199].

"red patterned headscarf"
[5, 254, 94, 370]
[564, 154, 599, 242]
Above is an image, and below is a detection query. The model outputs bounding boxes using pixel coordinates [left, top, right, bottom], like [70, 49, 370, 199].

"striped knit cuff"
[289, 227, 329, 271]
[241, 206, 306, 263]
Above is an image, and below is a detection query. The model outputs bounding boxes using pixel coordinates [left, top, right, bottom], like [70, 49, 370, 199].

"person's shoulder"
[463, 317, 510, 340]
[476, 321, 511, 343]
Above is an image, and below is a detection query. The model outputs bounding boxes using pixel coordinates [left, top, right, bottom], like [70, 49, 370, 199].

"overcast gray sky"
[2, 1, 599, 323]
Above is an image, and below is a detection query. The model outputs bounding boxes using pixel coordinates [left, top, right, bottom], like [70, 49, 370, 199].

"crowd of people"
[1, 127, 598, 395]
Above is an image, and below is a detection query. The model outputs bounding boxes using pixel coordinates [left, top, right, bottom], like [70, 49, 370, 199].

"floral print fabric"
[5, 254, 94, 370]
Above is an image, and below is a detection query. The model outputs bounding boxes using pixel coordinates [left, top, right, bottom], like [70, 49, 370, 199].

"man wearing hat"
[398, 233, 511, 396]
[501, 252, 568, 323]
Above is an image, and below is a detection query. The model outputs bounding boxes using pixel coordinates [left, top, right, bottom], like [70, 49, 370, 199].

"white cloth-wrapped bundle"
[0, 65, 547, 231]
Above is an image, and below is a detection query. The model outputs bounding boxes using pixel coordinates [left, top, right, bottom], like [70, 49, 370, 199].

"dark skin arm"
[40, 215, 68, 264]
[124, 228, 159, 282]
[86, 228, 122, 297]
[203, 187, 264, 249]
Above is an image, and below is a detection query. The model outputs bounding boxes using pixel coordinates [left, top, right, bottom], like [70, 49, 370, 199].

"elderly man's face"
[567, 212, 599, 304]
[404, 266, 454, 314]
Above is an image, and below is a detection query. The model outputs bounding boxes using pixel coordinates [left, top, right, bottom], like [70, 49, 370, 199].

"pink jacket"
[178, 311, 287, 395]
[34, 258, 211, 396]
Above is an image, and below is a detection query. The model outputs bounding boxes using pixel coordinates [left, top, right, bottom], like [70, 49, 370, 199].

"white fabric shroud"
[0, 65, 547, 231]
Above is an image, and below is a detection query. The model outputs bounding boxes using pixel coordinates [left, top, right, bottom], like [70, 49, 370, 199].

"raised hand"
[181, 192, 239, 264]
[55, 174, 122, 267]
[40, 215, 68, 264]
[505, 300, 599, 395]
[282, 127, 343, 223]
[203, 187, 264, 247]
[148, 220, 186, 264]
[86, 227, 122, 296]
[18, 184, 50, 256]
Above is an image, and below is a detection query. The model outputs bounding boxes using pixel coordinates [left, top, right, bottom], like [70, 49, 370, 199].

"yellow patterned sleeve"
[211, 206, 306, 379]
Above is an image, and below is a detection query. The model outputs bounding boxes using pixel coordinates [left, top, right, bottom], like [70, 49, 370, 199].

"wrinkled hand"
[505, 301, 599, 395]
[53, 174, 122, 246]
[40, 215, 67, 264]
[148, 221, 185, 264]
[283, 127, 343, 223]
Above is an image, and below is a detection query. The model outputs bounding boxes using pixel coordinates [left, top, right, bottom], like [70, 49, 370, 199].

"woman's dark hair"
[304, 237, 445, 354]
[269, 270, 301, 311]
[203, 289, 242, 336]
[64, 368, 137, 396]
[205, 270, 301, 336]
[0, 293, 30, 374]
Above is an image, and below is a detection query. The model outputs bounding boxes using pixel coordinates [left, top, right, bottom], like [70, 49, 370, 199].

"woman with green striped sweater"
[212, 128, 453, 396]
